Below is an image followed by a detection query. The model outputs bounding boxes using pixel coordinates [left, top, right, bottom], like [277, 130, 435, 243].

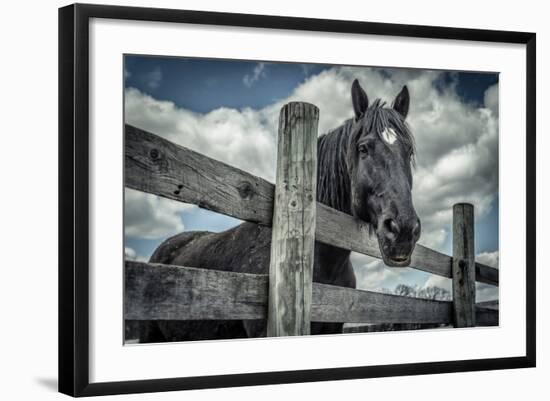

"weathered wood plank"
[125, 262, 497, 326]
[124, 125, 498, 286]
[125, 262, 459, 324]
[343, 323, 446, 333]
[124, 262, 268, 320]
[475, 262, 499, 286]
[452, 203, 476, 327]
[476, 300, 499, 310]
[267, 102, 319, 337]
[475, 307, 499, 326]
[125, 124, 275, 226]
[312, 283, 452, 324]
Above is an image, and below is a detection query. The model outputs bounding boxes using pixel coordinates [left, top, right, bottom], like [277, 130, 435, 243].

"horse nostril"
[413, 219, 421, 238]
[384, 219, 400, 235]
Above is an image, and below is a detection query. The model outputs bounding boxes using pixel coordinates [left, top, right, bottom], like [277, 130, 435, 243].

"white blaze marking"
[381, 127, 398, 145]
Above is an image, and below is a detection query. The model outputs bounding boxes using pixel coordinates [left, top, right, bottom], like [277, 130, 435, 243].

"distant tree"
[391, 284, 451, 301]
[345, 284, 451, 334]
[417, 286, 451, 301]
[393, 284, 418, 297]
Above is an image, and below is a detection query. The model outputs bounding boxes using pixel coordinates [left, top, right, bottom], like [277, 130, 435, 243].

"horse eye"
[358, 144, 368, 155]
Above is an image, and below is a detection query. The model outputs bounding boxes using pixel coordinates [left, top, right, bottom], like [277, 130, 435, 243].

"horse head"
[347, 79, 420, 267]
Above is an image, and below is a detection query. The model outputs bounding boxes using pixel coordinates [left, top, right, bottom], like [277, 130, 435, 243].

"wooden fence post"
[267, 102, 319, 337]
[452, 203, 476, 327]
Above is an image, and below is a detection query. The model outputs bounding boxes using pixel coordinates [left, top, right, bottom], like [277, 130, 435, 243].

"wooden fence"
[124, 102, 499, 338]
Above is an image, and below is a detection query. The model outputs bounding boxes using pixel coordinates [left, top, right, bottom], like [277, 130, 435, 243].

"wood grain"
[312, 283, 451, 324]
[343, 323, 445, 333]
[475, 263, 499, 286]
[125, 262, 268, 320]
[125, 262, 498, 326]
[125, 124, 498, 286]
[475, 306, 499, 326]
[267, 102, 318, 336]
[476, 300, 499, 310]
[452, 203, 476, 327]
[125, 124, 274, 226]
[125, 261, 467, 324]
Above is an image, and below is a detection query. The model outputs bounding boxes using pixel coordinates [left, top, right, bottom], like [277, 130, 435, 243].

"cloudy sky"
[124, 55, 499, 302]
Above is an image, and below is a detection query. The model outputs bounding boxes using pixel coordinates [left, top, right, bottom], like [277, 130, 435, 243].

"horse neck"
[315, 122, 353, 278]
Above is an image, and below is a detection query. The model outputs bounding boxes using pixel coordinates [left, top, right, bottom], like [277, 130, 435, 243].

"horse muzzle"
[376, 216, 420, 267]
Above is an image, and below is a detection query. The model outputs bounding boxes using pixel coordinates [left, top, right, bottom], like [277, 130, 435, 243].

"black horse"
[135, 79, 421, 342]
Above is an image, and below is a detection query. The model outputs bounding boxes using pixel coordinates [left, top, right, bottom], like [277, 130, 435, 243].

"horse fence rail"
[124, 261, 498, 325]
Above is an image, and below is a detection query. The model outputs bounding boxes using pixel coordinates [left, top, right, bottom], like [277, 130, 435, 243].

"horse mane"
[317, 98, 416, 214]
[317, 120, 353, 214]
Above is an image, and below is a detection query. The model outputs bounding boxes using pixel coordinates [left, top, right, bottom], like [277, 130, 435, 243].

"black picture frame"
[59, 3, 536, 397]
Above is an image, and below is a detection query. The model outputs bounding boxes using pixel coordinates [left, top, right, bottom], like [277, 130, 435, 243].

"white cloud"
[476, 250, 499, 268]
[124, 246, 148, 262]
[484, 83, 499, 116]
[124, 246, 136, 259]
[145, 67, 162, 89]
[125, 88, 277, 181]
[243, 63, 266, 87]
[124, 188, 194, 240]
[423, 274, 452, 293]
[350, 252, 410, 292]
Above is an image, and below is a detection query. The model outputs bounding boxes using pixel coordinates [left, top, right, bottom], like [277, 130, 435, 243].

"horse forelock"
[350, 98, 416, 168]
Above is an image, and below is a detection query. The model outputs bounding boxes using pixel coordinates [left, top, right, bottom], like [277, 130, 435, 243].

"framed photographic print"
[58, 3, 536, 397]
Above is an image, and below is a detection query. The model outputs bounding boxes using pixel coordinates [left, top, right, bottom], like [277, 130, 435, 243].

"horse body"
[145, 223, 354, 341]
[133, 79, 420, 342]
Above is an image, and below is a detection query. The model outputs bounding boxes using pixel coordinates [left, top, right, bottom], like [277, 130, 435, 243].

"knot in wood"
[458, 259, 467, 270]
[197, 199, 211, 209]
[149, 148, 160, 160]
[237, 181, 255, 200]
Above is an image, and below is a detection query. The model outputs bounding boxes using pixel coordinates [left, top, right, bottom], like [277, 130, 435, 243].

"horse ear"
[393, 85, 410, 118]
[351, 79, 369, 119]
